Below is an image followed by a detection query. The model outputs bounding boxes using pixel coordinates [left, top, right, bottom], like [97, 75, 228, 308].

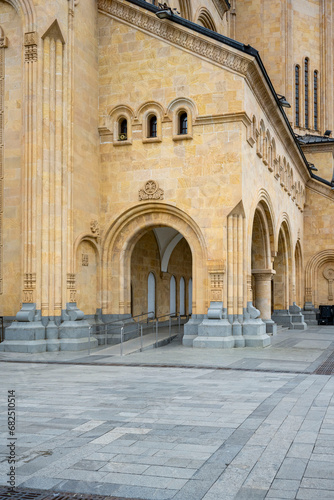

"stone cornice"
[97, 0, 252, 75]
[212, 0, 230, 19]
[306, 179, 334, 201]
[301, 143, 334, 154]
[98, 0, 310, 184]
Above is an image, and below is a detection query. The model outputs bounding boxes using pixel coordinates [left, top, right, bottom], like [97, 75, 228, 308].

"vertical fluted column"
[41, 23, 65, 320]
[42, 36, 50, 317]
[227, 215, 233, 320]
[23, 32, 38, 304]
[0, 31, 7, 295]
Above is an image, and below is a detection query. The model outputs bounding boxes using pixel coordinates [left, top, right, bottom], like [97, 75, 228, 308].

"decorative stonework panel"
[323, 265, 334, 301]
[139, 180, 164, 201]
[82, 254, 89, 266]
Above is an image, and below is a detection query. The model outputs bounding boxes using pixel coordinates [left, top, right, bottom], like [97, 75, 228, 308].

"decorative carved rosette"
[139, 180, 164, 201]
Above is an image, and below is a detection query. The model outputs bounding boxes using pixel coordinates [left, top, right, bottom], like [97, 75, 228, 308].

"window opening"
[119, 118, 127, 140]
[149, 115, 157, 138]
[305, 58, 309, 128]
[179, 112, 188, 135]
[314, 70, 318, 131]
[295, 65, 300, 127]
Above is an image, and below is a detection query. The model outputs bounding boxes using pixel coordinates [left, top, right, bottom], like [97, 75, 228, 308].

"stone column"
[252, 269, 277, 335]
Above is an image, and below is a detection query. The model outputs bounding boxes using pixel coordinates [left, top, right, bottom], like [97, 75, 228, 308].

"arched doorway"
[250, 201, 276, 333]
[130, 228, 192, 319]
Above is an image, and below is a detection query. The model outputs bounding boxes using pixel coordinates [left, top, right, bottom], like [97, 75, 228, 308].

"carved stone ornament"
[97, 0, 250, 75]
[139, 180, 164, 201]
[90, 219, 100, 236]
[24, 31, 38, 62]
[82, 254, 89, 266]
[323, 265, 334, 301]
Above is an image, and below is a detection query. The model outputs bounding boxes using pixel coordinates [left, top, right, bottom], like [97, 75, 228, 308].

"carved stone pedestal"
[242, 302, 271, 347]
[252, 269, 277, 335]
[193, 302, 234, 349]
[182, 314, 206, 346]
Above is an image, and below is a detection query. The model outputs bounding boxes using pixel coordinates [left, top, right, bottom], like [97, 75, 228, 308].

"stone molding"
[212, 0, 230, 19]
[97, 0, 252, 75]
[252, 269, 275, 281]
[306, 180, 334, 202]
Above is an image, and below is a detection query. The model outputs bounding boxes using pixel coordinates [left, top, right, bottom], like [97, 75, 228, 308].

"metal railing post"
[155, 318, 158, 348]
[88, 326, 91, 355]
[169, 315, 171, 341]
[140, 324, 143, 351]
[120, 325, 124, 356]
[178, 314, 181, 334]
[105, 323, 107, 346]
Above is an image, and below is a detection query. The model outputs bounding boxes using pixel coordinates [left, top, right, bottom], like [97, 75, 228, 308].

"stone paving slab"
[1, 327, 334, 499]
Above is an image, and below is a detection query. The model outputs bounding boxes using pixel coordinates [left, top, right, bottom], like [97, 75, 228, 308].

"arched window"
[179, 112, 188, 135]
[119, 118, 127, 140]
[304, 58, 309, 128]
[188, 278, 192, 315]
[170, 276, 176, 316]
[314, 70, 318, 130]
[147, 272, 155, 318]
[179, 277, 185, 315]
[149, 115, 157, 138]
[295, 65, 300, 127]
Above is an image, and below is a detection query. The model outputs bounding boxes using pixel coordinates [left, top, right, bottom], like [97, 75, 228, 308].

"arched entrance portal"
[250, 202, 276, 334]
[102, 203, 207, 319]
[130, 228, 192, 318]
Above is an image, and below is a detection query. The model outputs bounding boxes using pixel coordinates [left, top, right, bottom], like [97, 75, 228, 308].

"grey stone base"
[0, 339, 47, 353]
[2, 319, 98, 353]
[272, 310, 293, 329]
[303, 309, 318, 326]
[183, 314, 206, 346]
[193, 336, 235, 349]
[193, 319, 234, 348]
[264, 319, 277, 335]
[242, 319, 271, 347]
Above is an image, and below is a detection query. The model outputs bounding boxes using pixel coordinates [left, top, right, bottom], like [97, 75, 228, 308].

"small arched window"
[179, 112, 188, 135]
[295, 65, 300, 127]
[119, 118, 127, 140]
[304, 58, 309, 128]
[170, 276, 176, 316]
[149, 115, 157, 138]
[148, 272, 156, 318]
[314, 70, 318, 130]
[179, 277, 185, 316]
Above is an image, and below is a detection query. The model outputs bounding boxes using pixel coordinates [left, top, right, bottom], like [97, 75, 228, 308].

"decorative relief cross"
[323, 266, 334, 301]
[139, 180, 164, 201]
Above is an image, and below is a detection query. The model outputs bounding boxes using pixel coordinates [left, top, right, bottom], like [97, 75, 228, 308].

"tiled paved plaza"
[1, 326, 334, 499]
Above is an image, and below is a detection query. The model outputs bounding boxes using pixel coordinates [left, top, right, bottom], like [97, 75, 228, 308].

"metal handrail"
[88, 311, 188, 355]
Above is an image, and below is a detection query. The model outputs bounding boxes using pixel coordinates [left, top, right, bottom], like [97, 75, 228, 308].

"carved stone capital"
[252, 269, 276, 281]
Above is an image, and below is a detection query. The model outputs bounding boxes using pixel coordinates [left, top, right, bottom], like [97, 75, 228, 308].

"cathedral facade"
[0, 0, 333, 352]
